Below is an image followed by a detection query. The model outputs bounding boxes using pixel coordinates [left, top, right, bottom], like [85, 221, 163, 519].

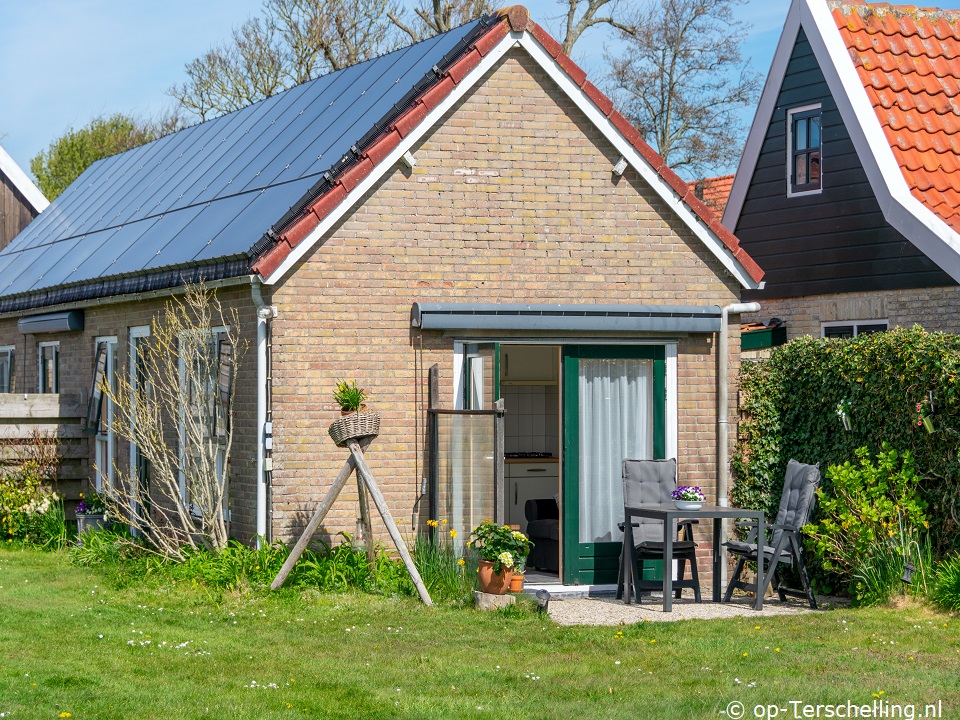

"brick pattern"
[267, 50, 743, 586]
[0, 286, 261, 541]
[744, 285, 960, 339]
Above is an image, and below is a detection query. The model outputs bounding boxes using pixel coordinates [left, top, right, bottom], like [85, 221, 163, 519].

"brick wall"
[744, 285, 960, 340]
[267, 50, 745, 585]
[0, 285, 260, 539]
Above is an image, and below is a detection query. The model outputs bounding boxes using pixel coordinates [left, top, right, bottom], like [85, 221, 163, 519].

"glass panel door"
[562, 346, 665, 585]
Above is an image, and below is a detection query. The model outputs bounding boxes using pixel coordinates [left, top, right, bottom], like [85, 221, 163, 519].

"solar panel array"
[0, 19, 486, 301]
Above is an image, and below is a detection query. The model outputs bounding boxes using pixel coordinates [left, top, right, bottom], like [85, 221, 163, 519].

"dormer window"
[787, 105, 822, 196]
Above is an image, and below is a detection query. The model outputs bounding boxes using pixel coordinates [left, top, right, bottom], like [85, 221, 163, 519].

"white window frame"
[38, 341, 59, 394]
[821, 320, 889, 338]
[787, 103, 823, 198]
[178, 326, 229, 516]
[94, 337, 118, 493]
[0, 345, 15, 393]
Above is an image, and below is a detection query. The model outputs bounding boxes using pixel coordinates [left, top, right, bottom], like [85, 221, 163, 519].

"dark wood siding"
[736, 28, 955, 300]
[0, 172, 38, 252]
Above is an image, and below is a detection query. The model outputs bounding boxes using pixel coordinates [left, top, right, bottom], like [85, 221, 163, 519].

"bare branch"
[559, 0, 635, 56]
[604, 0, 760, 179]
[101, 283, 246, 559]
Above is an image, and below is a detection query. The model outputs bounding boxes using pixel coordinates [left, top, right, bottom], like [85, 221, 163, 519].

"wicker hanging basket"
[328, 411, 380, 447]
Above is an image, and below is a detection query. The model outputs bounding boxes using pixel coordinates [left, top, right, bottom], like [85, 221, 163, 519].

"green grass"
[0, 548, 958, 719]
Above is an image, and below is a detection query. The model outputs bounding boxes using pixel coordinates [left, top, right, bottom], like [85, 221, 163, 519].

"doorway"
[451, 341, 666, 586]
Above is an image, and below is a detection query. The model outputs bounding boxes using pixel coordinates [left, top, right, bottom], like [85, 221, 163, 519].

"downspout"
[718, 302, 761, 583]
[251, 277, 276, 548]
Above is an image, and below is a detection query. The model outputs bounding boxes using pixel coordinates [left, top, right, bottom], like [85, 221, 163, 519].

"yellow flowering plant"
[332, 379, 367, 412]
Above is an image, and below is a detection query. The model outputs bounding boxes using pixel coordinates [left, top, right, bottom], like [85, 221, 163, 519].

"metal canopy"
[410, 302, 722, 333]
[0, 18, 489, 309]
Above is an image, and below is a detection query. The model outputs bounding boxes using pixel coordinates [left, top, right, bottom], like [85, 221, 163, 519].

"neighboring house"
[724, 0, 960, 340]
[0, 7, 764, 587]
[0, 145, 47, 252]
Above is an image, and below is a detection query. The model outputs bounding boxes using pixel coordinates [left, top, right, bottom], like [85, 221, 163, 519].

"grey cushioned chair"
[618, 458, 701, 603]
[722, 459, 820, 608]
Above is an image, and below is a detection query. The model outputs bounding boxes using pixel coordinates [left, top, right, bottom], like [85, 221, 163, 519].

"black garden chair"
[722, 459, 821, 608]
[618, 458, 701, 603]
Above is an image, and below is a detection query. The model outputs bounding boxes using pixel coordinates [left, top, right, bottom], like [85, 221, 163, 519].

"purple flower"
[671, 486, 705, 502]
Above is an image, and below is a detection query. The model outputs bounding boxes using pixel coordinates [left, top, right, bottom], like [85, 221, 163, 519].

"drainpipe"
[718, 302, 760, 584]
[251, 278, 277, 548]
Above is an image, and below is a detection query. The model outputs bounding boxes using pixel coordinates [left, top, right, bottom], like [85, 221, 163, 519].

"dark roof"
[0, 16, 493, 311]
[0, 6, 762, 313]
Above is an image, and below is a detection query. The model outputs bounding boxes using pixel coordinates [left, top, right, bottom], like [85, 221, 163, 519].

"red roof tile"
[689, 174, 735, 215]
[833, 1, 960, 233]
[254, 7, 764, 284]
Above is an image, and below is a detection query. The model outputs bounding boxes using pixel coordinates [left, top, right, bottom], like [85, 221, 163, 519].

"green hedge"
[733, 326, 960, 556]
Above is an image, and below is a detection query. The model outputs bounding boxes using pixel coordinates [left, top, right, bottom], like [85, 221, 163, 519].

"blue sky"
[1, 0, 794, 180]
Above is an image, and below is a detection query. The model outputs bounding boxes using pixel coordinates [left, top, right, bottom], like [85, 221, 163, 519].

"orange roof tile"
[833, 1, 960, 233]
[690, 174, 735, 216]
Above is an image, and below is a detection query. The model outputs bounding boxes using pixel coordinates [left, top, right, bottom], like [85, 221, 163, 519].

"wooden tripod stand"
[270, 437, 433, 605]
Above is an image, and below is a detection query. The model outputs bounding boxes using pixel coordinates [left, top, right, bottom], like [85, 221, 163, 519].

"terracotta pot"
[509, 573, 525, 593]
[477, 559, 513, 595]
[340, 404, 368, 416]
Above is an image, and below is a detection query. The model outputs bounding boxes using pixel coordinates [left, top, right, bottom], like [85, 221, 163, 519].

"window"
[0, 346, 14, 393]
[129, 327, 151, 533]
[38, 342, 59, 393]
[178, 327, 231, 514]
[821, 320, 888, 339]
[93, 338, 118, 492]
[788, 104, 822, 196]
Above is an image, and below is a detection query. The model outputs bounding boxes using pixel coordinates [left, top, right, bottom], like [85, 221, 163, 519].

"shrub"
[932, 554, 960, 611]
[734, 327, 960, 567]
[0, 432, 64, 548]
[806, 444, 927, 577]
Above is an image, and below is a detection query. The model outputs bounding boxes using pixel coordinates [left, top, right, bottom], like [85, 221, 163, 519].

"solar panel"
[0, 17, 492, 305]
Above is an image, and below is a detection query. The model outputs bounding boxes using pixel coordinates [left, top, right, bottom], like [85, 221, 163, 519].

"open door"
[562, 346, 665, 585]
[430, 345, 504, 544]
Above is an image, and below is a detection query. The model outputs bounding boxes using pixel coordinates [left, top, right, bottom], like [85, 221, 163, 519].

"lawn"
[0, 547, 957, 719]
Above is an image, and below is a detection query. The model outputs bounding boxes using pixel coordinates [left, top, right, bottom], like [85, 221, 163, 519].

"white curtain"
[578, 358, 653, 543]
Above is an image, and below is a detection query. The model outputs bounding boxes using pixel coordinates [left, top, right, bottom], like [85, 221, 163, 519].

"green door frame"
[561, 345, 666, 585]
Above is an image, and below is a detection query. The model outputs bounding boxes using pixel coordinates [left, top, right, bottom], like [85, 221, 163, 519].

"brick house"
[0, 7, 764, 587]
[724, 0, 960, 341]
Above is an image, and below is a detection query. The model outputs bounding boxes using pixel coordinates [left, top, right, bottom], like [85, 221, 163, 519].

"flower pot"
[477, 559, 513, 595]
[673, 501, 703, 511]
[508, 573, 525, 593]
[76, 513, 106, 535]
[328, 411, 380, 447]
[923, 416, 934, 433]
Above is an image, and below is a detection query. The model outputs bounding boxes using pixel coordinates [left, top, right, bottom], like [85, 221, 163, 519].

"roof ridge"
[830, 0, 960, 24]
[253, 6, 764, 284]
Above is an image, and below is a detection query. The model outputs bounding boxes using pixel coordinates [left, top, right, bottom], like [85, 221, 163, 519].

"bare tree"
[100, 284, 245, 559]
[388, 0, 490, 43]
[169, 0, 400, 120]
[558, 0, 635, 56]
[606, 0, 761, 178]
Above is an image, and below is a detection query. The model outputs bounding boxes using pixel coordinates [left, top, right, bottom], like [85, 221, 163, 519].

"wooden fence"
[0, 393, 89, 516]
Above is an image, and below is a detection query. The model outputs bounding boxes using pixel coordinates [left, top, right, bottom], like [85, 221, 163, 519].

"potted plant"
[469, 520, 519, 594]
[671, 485, 705, 510]
[508, 530, 534, 592]
[75, 490, 108, 535]
[328, 379, 380, 447]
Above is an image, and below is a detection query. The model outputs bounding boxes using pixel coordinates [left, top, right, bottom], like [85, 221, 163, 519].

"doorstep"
[522, 582, 618, 599]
